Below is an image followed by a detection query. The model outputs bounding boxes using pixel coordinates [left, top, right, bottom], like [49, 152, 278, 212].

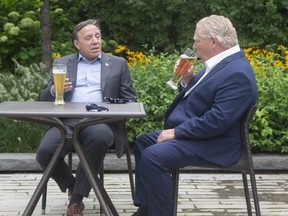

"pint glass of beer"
[166, 48, 198, 90]
[52, 64, 67, 105]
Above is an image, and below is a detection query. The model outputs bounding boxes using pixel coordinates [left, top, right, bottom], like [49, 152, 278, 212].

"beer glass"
[166, 48, 198, 90]
[52, 64, 67, 105]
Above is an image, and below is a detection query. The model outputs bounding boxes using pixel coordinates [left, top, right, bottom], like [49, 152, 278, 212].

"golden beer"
[175, 56, 197, 76]
[52, 64, 67, 105]
[166, 48, 198, 90]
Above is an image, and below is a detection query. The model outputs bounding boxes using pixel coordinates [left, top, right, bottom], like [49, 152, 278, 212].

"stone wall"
[1, 153, 288, 172]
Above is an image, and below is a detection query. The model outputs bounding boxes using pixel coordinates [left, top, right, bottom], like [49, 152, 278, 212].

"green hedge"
[0, 50, 287, 153]
[126, 49, 288, 154]
[0, 62, 49, 152]
[1, 0, 287, 73]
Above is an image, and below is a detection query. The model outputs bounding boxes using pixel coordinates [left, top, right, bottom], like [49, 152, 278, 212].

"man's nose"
[91, 36, 100, 43]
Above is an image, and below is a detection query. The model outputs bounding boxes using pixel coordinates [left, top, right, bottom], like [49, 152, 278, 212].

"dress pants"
[36, 120, 114, 197]
[134, 130, 216, 216]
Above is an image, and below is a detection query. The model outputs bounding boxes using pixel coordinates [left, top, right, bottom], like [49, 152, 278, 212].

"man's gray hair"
[72, 19, 100, 45]
[197, 15, 238, 48]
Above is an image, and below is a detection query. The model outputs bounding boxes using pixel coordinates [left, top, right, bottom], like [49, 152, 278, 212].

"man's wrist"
[181, 81, 188, 88]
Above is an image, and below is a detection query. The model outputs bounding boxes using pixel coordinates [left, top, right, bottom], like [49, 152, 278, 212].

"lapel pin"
[105, 63, 109, 66]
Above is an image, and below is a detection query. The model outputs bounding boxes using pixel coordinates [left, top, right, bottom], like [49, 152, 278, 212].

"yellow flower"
[114, 45, 126, 54]
[273, 60, 283, 67]
[285, 51, 288, 61]
[52, 53, 61, 59]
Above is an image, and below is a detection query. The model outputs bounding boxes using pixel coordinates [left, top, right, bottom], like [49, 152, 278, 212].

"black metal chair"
[41, 135, 135, 215]
[172, 105, 261, 216]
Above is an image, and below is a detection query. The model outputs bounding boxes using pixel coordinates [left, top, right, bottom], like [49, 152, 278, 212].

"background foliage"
[0, 0, 287, 153]
[0, 0, 42, 73]
[76, 0, 288, 50]
[0, 0, 287, 73]
[0, 48, 287, 153]
[246, 46, 288, 153]
[0, 62, 49, 153]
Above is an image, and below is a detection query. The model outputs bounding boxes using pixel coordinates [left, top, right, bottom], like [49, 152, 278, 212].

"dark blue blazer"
[164, 50, 258, 167]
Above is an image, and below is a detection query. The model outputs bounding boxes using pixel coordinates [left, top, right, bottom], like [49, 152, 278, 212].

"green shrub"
[0, 48, 287, 153]
[242, 45, 288, 153]
[0, 0, 42, 72]
[0, 60, 49, 102]
[0, 61, 49, 153]
[126, 50, 214, 142]
[126, 51, 178, 141]
[126, 48, 288, 153]
[0, 118, 47, 153]
[250, 65, 288, 152]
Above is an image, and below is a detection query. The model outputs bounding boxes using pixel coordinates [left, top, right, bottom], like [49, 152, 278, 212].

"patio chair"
[172, 105, 261, 216]
[41, 135, 135, 215]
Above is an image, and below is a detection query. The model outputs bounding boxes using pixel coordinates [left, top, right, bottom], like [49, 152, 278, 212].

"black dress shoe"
[131, 205, 148, 216]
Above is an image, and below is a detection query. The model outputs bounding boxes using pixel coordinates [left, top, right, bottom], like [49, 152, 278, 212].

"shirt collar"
[78, 53, 101, 63]
[204, 45, 240, 72]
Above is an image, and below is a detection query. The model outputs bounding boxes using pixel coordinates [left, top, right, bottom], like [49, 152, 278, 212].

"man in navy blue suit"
[132, 15, 258, 216]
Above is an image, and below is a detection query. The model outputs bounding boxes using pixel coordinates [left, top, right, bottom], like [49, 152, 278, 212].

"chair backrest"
[230, 105, 257, 171]
[180, 105, 258, 171]
[240, 105, 257, 157]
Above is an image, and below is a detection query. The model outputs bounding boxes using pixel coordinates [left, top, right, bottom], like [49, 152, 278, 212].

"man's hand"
[157, 129, 175, 143]
[63, 78, 73, 92]
[182, 65, 194, 86]
[52, 78, 73, 94]
[174, 56, 194, 87]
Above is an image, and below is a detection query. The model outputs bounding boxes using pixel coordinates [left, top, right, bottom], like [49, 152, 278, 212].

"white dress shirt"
[70, 53, 102, 103]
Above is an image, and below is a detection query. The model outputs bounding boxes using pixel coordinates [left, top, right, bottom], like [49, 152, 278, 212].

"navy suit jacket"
[39, 52, 137, 158]
[164, 50, 258, 167]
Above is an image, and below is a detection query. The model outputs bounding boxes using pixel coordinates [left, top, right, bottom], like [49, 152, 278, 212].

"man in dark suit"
[36, 19, 136, 216]
[132, 15, 258, 216]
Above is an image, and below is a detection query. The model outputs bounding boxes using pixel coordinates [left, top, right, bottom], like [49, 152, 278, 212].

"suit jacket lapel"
[191, 50, 244, 92]
[65, 54, 78, 101]
[100, 52, 112, 91]
[192, 62, 225, 90]
[66, 55, 78, 81]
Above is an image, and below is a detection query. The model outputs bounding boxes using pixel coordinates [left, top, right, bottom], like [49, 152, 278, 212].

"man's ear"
[73, 40, 79, 50]
[211, 37, 219, 49]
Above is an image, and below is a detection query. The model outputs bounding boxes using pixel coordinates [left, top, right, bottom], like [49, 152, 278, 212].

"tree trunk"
[40, 0, 52, 72]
